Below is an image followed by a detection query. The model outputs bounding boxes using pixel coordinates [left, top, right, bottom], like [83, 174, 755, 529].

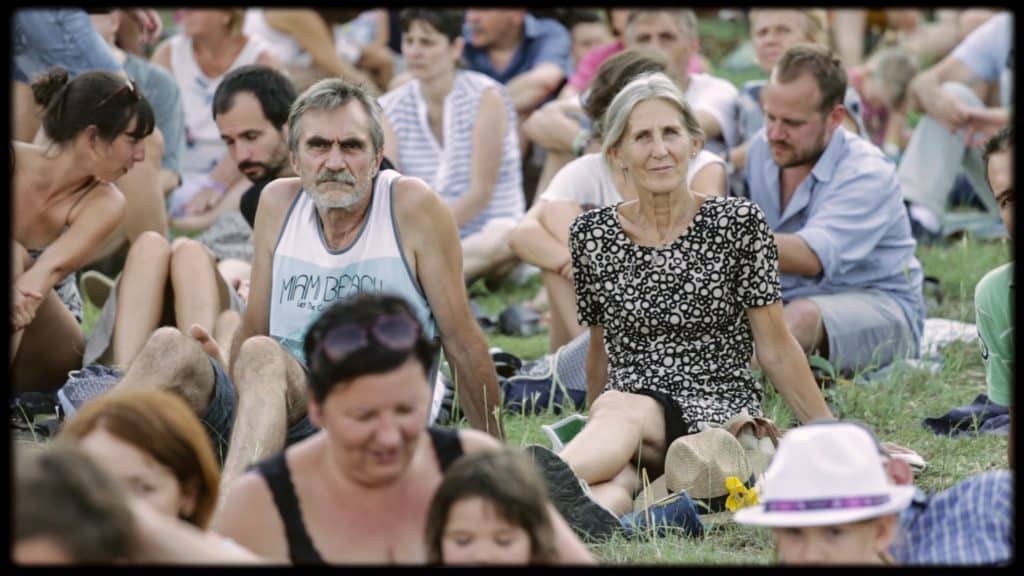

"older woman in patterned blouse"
[532, 73, 834, 525]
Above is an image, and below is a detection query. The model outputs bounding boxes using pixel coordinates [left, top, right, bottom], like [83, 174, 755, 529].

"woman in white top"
[509, 48, 727, 351]
[380, 9, 525, 283]
[152, 9, 277, 224]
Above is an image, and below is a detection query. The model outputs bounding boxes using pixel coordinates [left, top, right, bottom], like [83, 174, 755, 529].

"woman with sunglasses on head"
[212, 294, 594, 565]
[11, 66, 155, 394]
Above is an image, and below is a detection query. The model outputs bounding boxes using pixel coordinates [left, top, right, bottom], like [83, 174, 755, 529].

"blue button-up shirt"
[744, 127, 925, 343]
[462, 13, 571, 85]
[891, 470, 1013, 565]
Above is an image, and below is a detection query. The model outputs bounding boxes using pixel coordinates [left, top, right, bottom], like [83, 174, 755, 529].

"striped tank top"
[269, 169, 438, 365]
[379, 70, 525, 238]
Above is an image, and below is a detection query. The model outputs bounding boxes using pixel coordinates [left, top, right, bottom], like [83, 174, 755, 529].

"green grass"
[456, 234, 1011, 564]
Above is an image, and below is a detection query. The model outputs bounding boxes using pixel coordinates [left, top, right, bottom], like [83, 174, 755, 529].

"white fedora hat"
[734, 422, 916, 527]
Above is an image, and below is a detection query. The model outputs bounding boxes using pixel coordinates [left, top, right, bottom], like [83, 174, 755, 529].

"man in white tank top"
[217, 79, 505, 485]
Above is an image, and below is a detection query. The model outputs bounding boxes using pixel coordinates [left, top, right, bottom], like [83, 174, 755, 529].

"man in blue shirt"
[745, 44, 925, 376]
[463, 9, 571, 118]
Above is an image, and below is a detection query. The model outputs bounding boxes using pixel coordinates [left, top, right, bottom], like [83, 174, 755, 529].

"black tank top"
[255, 426, 464, 565]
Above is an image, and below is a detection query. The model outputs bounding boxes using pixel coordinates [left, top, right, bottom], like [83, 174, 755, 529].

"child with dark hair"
[425, 448, 559, 565]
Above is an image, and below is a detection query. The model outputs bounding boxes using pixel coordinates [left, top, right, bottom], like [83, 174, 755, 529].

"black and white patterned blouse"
[569, 195, 782, 433]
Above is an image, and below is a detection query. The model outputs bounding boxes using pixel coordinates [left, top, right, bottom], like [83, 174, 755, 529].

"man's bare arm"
[395, 178, 505, 438]
[229, 178, 300, 377]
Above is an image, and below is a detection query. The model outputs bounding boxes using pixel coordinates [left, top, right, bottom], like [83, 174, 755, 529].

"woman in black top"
[212, 294, 594, 564]
[539, 73, 833, 522]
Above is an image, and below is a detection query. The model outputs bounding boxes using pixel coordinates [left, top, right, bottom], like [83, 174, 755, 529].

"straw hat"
[734, 422, 916, 527]
[664, 428, 753, 513]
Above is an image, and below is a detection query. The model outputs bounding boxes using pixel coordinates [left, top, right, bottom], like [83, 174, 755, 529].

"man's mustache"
[316, 169, 357, 185]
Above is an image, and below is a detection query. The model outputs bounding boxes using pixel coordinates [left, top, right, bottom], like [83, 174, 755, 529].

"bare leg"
[11, 240, 83, 392]
[114, 327, 217, 415]
[10, 241, 31, 364]
[12, 289, 85, 393]
[534, 149, 573, 201]
[11, 80, 41, 143]
[222, 336, 309, 488]
[111, 232, 171, 367]
[169, 238, 226, 335]
[461, 218, 518, 283]
[560, 391, 667, 486]
[782, 299, 827, 354]
[538, 200, 585, 350]
[212, 310, 242, 372]
[588, 463, 641, 516]
[541, 270, 584, 352]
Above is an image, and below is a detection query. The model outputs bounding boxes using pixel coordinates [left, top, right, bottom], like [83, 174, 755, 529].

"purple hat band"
[764, 494, 890, 513]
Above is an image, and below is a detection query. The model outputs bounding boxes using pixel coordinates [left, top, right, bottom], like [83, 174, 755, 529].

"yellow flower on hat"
[725, 476, 759, 512]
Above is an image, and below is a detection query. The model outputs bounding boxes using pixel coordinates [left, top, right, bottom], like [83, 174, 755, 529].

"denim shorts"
[201, 358, 320, 464]
[12, 9, 122, 83]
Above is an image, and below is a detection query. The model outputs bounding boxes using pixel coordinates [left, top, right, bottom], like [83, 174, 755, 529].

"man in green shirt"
[974, 126, 1013, 466]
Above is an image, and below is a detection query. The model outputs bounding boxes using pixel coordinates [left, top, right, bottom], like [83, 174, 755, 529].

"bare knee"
[130, 231, 171, 259]
[129, 326, 214, 411]
[590, 391, 645, 432]
[235, 336, 289, 395]
[169, 235, 214, 268]
[784, 299, 825, 351]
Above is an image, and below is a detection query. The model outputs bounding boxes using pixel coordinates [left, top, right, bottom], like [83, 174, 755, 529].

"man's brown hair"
[772, 44, 847, 114]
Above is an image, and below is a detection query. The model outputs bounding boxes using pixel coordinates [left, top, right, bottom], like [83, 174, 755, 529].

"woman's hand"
[11, 286, 43, 332]
[558, 257, 575, 281]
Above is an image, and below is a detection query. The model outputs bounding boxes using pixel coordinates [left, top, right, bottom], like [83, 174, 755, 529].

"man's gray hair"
[287, 78, 384, 156]
[626, 9, 698, 42]
[601, 72, 705, 166]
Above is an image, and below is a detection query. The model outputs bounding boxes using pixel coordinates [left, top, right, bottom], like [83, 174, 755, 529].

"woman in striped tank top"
[380, 9, 526, 284]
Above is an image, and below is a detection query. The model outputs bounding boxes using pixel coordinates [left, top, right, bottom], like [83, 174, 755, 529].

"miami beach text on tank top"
[270, 169, 438, 365]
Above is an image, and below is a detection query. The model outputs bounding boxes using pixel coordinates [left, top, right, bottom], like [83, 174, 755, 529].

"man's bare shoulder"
[253, 177, 303, 230]
[259, 177, 303, 211]
[391, 176, 450, 229]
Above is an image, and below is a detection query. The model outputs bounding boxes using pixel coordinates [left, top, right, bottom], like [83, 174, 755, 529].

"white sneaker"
[541, 413, 587, 452]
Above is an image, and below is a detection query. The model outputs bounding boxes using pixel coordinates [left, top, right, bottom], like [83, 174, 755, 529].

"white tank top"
[242, 9, 312, 69]
[169, 33, 270, 175]
[270, 170, 438, 365]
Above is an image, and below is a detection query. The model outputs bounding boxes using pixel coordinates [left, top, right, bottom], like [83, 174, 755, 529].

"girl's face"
[773, 516, 897, 565]
[79, 427, 196, 521]
[441, 497, 533, 565]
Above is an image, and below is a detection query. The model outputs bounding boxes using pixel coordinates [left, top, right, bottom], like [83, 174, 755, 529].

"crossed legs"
[558, 390, 668, 515]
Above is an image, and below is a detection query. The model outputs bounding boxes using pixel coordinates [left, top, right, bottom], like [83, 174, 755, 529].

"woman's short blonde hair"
[600, 72, 705, 168]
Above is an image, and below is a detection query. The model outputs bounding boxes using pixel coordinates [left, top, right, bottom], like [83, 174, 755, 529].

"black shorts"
[632, 389, 691, 448]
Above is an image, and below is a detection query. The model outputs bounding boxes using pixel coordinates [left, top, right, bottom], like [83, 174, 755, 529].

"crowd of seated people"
[9, 7, 1013, 566]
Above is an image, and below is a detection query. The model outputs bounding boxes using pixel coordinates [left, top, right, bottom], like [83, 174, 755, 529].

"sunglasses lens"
[373, 314, 419, 351]
[322, 323, 368, 364]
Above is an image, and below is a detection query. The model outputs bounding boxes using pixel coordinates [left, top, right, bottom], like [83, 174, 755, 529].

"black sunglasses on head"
[315, 312, 421, 367]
